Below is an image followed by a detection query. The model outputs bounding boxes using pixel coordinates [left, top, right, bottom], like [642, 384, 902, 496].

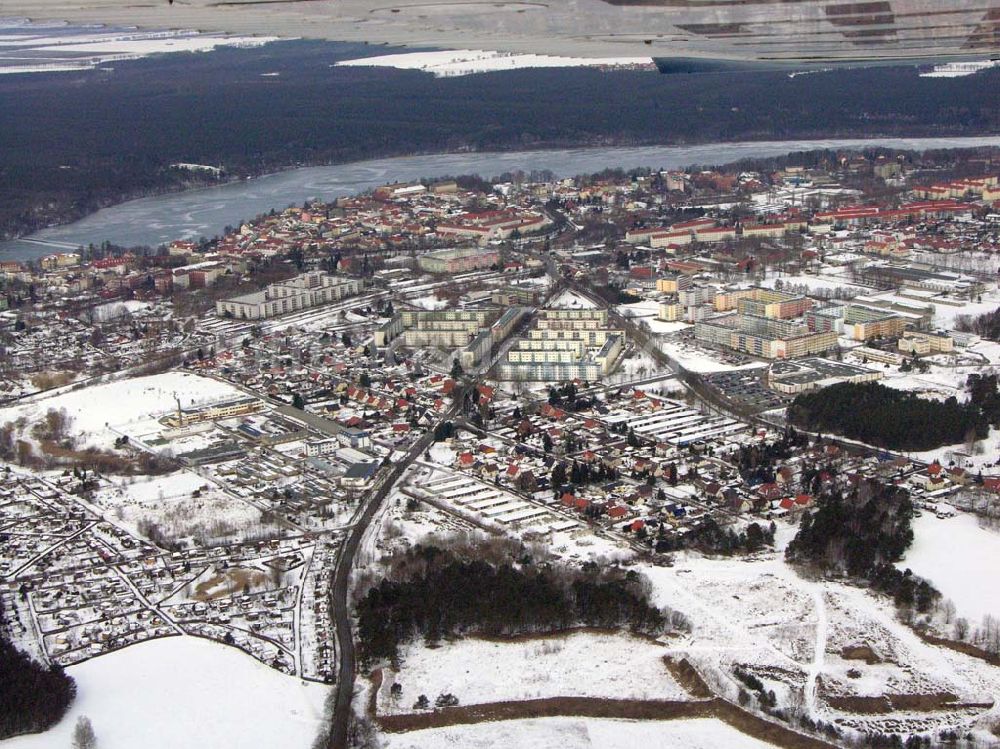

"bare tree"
[72, 716, 97, 749]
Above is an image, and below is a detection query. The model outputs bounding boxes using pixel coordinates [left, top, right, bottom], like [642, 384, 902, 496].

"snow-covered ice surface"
[900, 512, 1000, 625]
[2, 636, 330, 749]
[337, 49, 652, 77]
[0, 372, 246, 450]
[0, 23, 279, 75]
[378, 632, 687, 713]
[382, 717, 778, 748]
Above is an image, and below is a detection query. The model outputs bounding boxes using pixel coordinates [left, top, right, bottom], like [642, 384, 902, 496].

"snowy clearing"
[0, 372, 246, 451]
[900, 512, 1000, 625]
[378, 631, 687, 714]
[382, 716, 778, 749]
[3, 636, 329, 749]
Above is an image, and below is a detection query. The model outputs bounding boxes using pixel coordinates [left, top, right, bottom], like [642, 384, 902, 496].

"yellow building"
[898, 331, 954, 355]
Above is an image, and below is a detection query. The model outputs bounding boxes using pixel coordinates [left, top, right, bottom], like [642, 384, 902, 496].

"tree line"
[2, 38, 999, 240]
[354, 543, 687, 667]
[787, 382, 986, 452]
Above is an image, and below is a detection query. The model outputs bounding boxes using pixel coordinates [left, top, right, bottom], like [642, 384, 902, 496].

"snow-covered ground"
[382, 717, 778, 749]
[410, 294, 450, 311]
[0, 24, 279, 74]
[378, 632, 687, 714]
[0, 372, 246, 451]
[901, 512, 1000, 625]
[549, 290, 597, 309]
[656, 338, 763, 374]
[337, 49, 652, 77]
[2, 636, 329, 749]
[638, 539, 1000, 734]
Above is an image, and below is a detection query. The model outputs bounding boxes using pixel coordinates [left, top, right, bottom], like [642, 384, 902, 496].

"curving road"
[326, 389, 468, 748]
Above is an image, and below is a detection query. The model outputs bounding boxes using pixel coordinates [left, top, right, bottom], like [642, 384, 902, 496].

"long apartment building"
[215, 272, 362, 320]
[417, 246, 500, 274]
[500, 308, 622, 381]
[376, 309, 498, 347]
[807, 304, 906, 341]
[695, 313, 838, 359]
[736, 288, 813, 319]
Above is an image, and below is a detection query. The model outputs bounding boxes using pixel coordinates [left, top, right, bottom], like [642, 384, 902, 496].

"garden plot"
[377, 631, 689, 715]
[94, 470, 279, 546]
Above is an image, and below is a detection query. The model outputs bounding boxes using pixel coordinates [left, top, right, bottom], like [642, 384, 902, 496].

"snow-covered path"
[803, 586, 828, 717]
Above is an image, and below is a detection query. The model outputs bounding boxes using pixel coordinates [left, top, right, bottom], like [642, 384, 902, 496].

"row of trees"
[355, 543, 686, 667]
[788, 382, 987, 452]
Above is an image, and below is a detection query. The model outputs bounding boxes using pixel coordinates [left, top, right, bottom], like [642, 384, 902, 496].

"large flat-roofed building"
[417, 246, 499, 274]
[695, 313, 838, 359]
[216, 272, 362, 320]
[843, 304, 906, 341]
[164, 397, 262, 428]
[736, 288, 813, 320]
[767, 357, 882, 394]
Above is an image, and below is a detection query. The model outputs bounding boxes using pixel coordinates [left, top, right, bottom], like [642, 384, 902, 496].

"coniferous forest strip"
[787, 382, 987, 452]
[355, 543, 687, 667]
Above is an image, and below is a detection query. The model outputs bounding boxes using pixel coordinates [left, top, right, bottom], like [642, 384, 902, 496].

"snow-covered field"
[901, 512, 1000, 625]
[638, 542, 1000, 735]
[656, 338, 763, 374]
[378, 632, 687, 714]
[0, 372, 246, 451]
[3, 636, 329, 749]
[382, 717, 778, 749]
[337, 49, 652, 77]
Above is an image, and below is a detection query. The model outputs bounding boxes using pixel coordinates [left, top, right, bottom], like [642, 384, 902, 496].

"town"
[4, 146, 1000, 749]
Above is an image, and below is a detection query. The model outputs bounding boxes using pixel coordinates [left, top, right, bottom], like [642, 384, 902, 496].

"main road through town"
[326, 385, 471, 749]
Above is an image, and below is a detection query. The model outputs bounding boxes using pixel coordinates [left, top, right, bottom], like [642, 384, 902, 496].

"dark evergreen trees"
[0, 602, 76, 740]
[788, 382, 986, 451]
[354, 544, 676, 666]
[785, 480, 939, 613]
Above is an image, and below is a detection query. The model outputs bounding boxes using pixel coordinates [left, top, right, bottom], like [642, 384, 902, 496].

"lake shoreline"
[5, 133, 1000, 262]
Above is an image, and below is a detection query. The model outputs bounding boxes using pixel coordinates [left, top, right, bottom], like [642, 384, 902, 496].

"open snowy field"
[381, 717, 778, 749]
[2, 636, 329, 749]
[378, 632, 687, 714]
[901, 512, 1000, 625]
[0, 372, 246, 451]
